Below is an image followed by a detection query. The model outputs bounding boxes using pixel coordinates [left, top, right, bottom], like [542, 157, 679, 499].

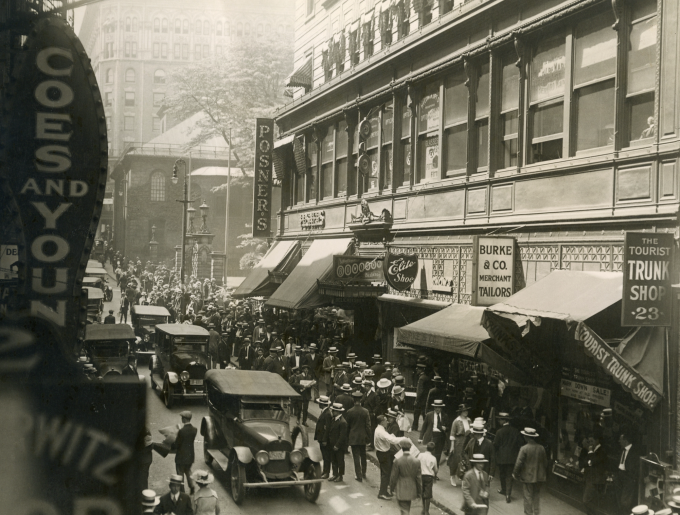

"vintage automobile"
[83, 324, 136, 378]
[131, 305, 171, 357]
[201, 370, 323, 505]
[83, 276, 113, 302]
[84, 286, 104, 324]
[149, 324, 210, 408]
[91, 239, 105, 263]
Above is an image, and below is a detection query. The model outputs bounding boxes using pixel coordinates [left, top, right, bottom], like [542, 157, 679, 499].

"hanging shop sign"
[560, 378, 611, 408]
[574, 322, 661, 410]
[333, 255, 384, 283]
[1, 17, 108, 344]
[253, 118, 274, 237]
[300, 210, 325, 229]
[471, 236, 516, 306]
[622, 232, 673, 327]
[383, 251, 418, 291]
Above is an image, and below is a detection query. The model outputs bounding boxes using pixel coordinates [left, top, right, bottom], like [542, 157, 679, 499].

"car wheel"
[303, 462, 322, 503]
[163, 380, 174, 408]
[230, 457, 246, 505]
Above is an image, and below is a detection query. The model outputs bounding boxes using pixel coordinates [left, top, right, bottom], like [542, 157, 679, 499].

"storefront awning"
[286, 57, 312, 89]
[377, 294, 451, 311]
[265, 238, 353, 310]
[232, 240, 300, 299]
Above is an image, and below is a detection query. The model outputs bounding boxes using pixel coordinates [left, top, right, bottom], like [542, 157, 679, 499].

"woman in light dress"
[191, 470, 220, 515]
[446, 403, 471, 486]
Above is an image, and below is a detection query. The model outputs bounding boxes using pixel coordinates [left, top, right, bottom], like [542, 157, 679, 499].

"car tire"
[230, 457, 246, 505]
[303, 462, 322, 503]
[163, 380, 174, 408]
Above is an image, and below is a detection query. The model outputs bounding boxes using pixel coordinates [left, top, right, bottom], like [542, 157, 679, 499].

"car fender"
[166, 371, 179, 385]
[300, 445, 322, 463]
[231, 446, 253, 464]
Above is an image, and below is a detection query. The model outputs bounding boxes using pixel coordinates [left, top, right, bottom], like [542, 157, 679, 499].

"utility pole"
[224, 127, 231, 286]
[172, 158, 192, 315]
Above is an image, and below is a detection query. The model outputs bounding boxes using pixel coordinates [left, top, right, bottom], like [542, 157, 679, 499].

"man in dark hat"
[345, 390, 372, 482]
[425, 376, 446, 411]
[288, 344, 304, 371]
[291, 364, 314, 426]
[173, 411, 197, 493]
[155, 474, 193, 515]
[328, 403, 349, 482]
[253, 347, 265, 370]
[266, 346, 288, 380]
[238, 337, 255, 371]
[419, 399, 448, 470]
[412, 363, 431, 432]
[104, 309, 116, 324]
[370, 354, 386, 378]
[315, 396, 333, 479]
[121, 354, 138, 376]
[494, 412, 524, 503]
[513, 427, 548, 514]
[208, 324, 220, 368]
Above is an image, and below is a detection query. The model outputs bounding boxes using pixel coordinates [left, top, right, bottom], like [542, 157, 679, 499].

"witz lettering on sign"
[252, 118, 273, 237]
[622, 232, 674, 326]
[471, 236, 515, 306]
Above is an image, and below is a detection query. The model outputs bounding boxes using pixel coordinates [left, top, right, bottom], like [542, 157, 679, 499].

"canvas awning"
[286, 57, 312, 89]
[265, 238, 353, 310]
[232, 240, 300, 299]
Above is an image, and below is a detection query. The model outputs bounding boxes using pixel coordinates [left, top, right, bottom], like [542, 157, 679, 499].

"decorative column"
[148, 224, 158, 264]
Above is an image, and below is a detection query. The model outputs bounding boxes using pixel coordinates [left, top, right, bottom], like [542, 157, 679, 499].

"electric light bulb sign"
[622, 232, 674, 326]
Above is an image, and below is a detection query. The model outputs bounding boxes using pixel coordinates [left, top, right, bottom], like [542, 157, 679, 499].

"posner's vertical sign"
[622, 232, 674, 326]
[471, 236, 516, 306]
[253, 118, 274, 237]
[1, 18, 108, 342]
[383, 251, 418, 291]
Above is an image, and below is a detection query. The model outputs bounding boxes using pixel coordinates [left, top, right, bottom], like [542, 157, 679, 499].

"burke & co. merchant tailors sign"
[471, 236, 516, 306]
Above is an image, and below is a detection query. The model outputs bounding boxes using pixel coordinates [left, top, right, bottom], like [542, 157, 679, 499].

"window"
[500, 53, 519, 169]
[106, 68, 114, 83]
[245, 23, 251, 36]
[153, 117, 162, 131]
[382, 102, 393, 189]
[105, 92, 112, 106]
[203, 45, 209, 59]
[182, 44, 189, 60]
[125, 91, 135, 107]
[215, 45, 222, 55]
[131, 42, 137, 57]
[295, 170, 304, 204]
[195, 20, 202, 34]
[418, 82, 440, 183]
[132, 17, 138, 31]
[529, 35, 566, 163]
[626, 0, 657, 143]
[475, 62, 490, 171]
[125, 68, 135, 82]
[153, 42, 160, 58]
[574, 11, 616, 152]
[363, 110, 380, 190]
[195, 44, 201, 60]
[124, 41, 131, 57]
[348, 122, 358, 195]
[204, 21, 210, 35]
[321, 128, 334, 199]
[307, 138, 318, 202]
[125, 17, 131, 31]
[183, 19, 189, 33]
[154, 69, 166, 83]
[161, 43, 168, 58]
[237, 23, 243, 36]
[150, 171, 165, 201]
[225, 22, 231, 37]
[161, 18, 168, 33]
[401, 98, 412, 185]
[336, 120, 348, 196]
[154, 18, 160, 32]
[419, 2, 433, 27]
[174, 43, 180, 59]
[175, 19, 181, 33]
[153, 93, 165, 106]
[216, 21, 222, 36]
[105, 42, 114, 58]
[124, 116, 134, 131]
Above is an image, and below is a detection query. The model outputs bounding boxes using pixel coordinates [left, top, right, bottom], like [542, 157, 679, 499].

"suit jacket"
[363, 390, 380, 415]
[315, 407, 333, 442]
[389, 453, 422, 501]
[103, 315, 116, 324]
[121, 364, 138, 376]
[238, 345, 255, 370]
[328, 415, 349, 451]
[461, 468, 489, 513]
[303, 352, 324, 378]
[616, 444, 640, 484]
[493, 424, 524, 465]
[266, 357, 288, 380]
[174, 423, 197, 465]
[335, 393, 354, 413]
[345, 405, 372, 446]
[512, 441, 548, 483]
[425, 387, 445, 410]
[420, 410, 449, 444]
[464, 437, 496, 477]
[155, 492, 193, 515]
[415, 373, 431, 406]
[583, 445, 608, 485]
[287, 354, 304, 372]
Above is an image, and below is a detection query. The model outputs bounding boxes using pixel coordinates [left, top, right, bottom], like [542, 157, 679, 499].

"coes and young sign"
[622, 232, 673, 326]
[252, 118, 273, 237]
[383, 252, 418, 291]
[1, 17, 108, 343]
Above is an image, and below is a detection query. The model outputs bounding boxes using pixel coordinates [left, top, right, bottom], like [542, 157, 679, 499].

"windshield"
[241, 401, 290, 422]
[90, 342, 129, 358]
[173, 343, 206, 353]
[138, 315, 167, 325]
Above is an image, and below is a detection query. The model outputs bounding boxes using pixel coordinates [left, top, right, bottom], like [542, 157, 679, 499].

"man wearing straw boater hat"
[512, 427, 547, 514]
[462, 454, 490, 514]
[156, 474, 192, 515]
[328, 402, 349, 482]
[315, 396, 333, 479]
[464, 420, 495, 481]
[140, 489, 159, 514]
[419, 399, 448, 470]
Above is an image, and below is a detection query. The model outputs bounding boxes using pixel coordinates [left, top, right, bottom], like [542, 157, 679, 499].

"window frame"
[125, 68, 135, 83]
[154, 69, 166, 84]
[150, 171, 166, 201]
[124, 91, 135, 107]
[153, 18, 160, 33]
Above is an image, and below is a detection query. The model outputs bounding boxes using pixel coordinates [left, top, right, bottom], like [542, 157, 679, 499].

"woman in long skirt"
[446, 403, 471, 486]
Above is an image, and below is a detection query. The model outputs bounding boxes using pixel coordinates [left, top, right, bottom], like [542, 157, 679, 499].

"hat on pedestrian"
[497, 412, 511, 419]
[340, 383, 353, 392]
[376, 378, 392, 389]
[243, 337, 251, 342]
[317, 395, 331, 405]
[352, 390, 363, 399]
[400, 440, 412, 450]
[431, 399, 445, 408]
[656, 509, 672, 515]
[295, 345, 302, 351]
[372, 354, 382, 361]
[258, 318, 265, 323]
[469, 453, 488, 463]
[333, 335, 341, 341]
[78, 356, 89, 363]
[275, 346, 284, 353]
[394, 375, 405, 385]
[328, 347, 338, 353]
[393, 385, 405, 395]
[432, 376, 443, 383]
[168, 474, 184, 485]
[141, 490, 160, 507]
[364, 369, 375, 377]
[631, 506, 653, 515]
[521, 427, 539, 438]
[191, 470, 214, 485]
[257, 348, 264, 354]
[108, 309, 114, 314]
[341, 361, 350, 368]
[179, 410, 192, 421]
[457, 403, 471, 413]
[669, 496, 680, 509]
[384, 362, 392, 368]
[465, 387, 475, 394]
[601, 408, 613, 418]
[386, 409, 398, 419]
[353, 376, 363, 386]
[416, 363, 426, 368]
[330, 402, 345, 412]
[309, 343, 317, 350]
[347, 353, 356, 360]
[301, 363, 311, 369]
[470, 421, 486, 434]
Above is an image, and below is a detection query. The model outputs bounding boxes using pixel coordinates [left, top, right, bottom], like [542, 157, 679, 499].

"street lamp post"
[172, 158, 192, 315]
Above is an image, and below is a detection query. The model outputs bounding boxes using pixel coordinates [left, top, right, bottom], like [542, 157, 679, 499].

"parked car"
[83, 276, 113, 302]
[84, 286, 104, 324]
[149, 324, 210, 408]
[131, 305, 171, 358]
[83, 324, 136, 379]
[201, 369, 323, 505]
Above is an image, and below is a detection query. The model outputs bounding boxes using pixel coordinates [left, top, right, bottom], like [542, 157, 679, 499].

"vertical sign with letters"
[471, 236, 516, 306]
[622, 232, 673, 326]
[253, 118, 274, 237]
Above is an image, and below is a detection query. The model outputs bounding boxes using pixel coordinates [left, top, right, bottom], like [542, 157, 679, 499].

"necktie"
[620, 448, 627, 466]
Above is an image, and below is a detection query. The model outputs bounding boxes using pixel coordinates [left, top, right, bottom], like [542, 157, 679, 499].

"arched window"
[203, 21, 210, 34]
[153, 18, 160, 32]
[183, 19, 189, 33]
[125, 68, 135, 82]
[195, 20, 202, 34]
[175, 19, 181, 33]
[244, 23, 250, 36]
[125, 17, 131, 31]
[161, 18, 168, 33]
[225, 22, 230, 36]
[132, 17, 138, 31]
[150, 171, 165, 201]
[237, 22, 242, 36]
[106, 68, 114, 83]
[154, 69, 166, 83]
[216, 21, 222, 36]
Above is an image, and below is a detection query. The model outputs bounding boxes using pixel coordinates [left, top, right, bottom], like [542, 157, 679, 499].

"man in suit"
[412, 363, 430, 431]
[390, 440, 422, 515]
[462, 454, 490, 514]
[419, 399, 448, 471]
[494, 412, 524, 503]
[265, 346, 288, 380]
[104, 309, 116, 324]
[174, 411, 197, 493]
[322, 347, 340, 396]
[328, 403, 349, 482]
[464, 421, 496, 480]
[303, 343, 324, 399]
[290, 364, 314, 426]
[425, 376, 446, 411]
[512, 427, 547, 514]
[370, 354, 386, 379]
[335, 383, 354, 412]
[315, 396, 333, 479]
[615, 431, 640, 515]
[288, 345, 304, 371]
[582, 431, 608, 515]
[155, 474, 193, 515]
[345, 390, 372, 482]
[121, 355, 138, 376]
[238, 337, 255, 370]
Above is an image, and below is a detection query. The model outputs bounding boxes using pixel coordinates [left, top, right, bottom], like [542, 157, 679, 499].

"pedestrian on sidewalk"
[345, 390, 371, 482]
[323, 347, 340, 397]
[104, 310, 116, 324]
[412, 363, 430, 432]
[418, 442, 438, 515]
[390, 440, 422, 515]
[314, 396, 333, 479]
[582, 430, 608, 515]
[494, 412, 524, 503]
[447, 404, 472, 487]
[461, 454, 490, 515]
[328, 402, 348, 482]
[464, 421, 495, 483]
[191, 470, 220, 515]
[155, 474, 192, 515]
[512, 427, 547, 514]
[120, 297, 129, 323]
[173, 411, 197, 494]
[419, 399, 448, 474]
[375, 415, 409, 500]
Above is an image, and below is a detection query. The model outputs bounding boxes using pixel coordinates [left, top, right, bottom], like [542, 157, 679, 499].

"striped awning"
[286, 57, 312, 89]
[273, 135, 294, 181]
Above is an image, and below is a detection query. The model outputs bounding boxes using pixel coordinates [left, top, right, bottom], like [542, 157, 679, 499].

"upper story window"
[154, 18, 160, 33]
[306, 138, 318, 203]
[153, 92, 165, 106]
[174, 43, 181, 59]
[132, 17, 138, 31]
[336, 120, 349, 197]
[244, 23, 251, 37]
[225, 22, 231, 37]
[154, 69, 166, 83]
[204, 21, 210, 35]
[150, 171, 166, 201]
[237, 23, 243, 37]
[125, 17, 131, 31]
[382, 102, 393, 190]
[183, 19, 189, 34]
[257, 24, 263, 38]
[106, 68, 114, 83]
[153, 42, 160, 58]
[444, 69, 467, 176]
[162, 18, 168, 33]
[475, 62, 490, 172]
[216, 21, 222, 36]
[417, 82, 440, 183]
[175, 19, 181, 33]
[499, 53, 520, 169]
[321, 128, 334, 199]
[125, 91, 135, 107]
[125, 68, 135, 82]
[400, 96, 412, 185]
[195, 20, 202, 34]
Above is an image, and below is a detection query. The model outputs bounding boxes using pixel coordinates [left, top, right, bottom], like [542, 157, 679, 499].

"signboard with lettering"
[253, 118, 274, 237]
[333, 255, 384, 283]
[622, 232, 673, 326]
[383, 251, 418, 291]
[1, 245, 19, 281]
[560, 379, 611, 407]
[1, 17, 108, 345]
[471, 236, 516, 306]
[574, 322, 661, 410]
[300, 210, 325, 229]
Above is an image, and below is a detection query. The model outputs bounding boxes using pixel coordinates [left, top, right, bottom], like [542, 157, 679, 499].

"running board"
[243, 479, 324, 488]
[207, 449, 230, 471]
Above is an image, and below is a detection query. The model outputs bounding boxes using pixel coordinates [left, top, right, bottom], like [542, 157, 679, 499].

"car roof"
[132, 305, 170, 316]
[85, 267, 107, 275]
[83, 277, 102, 283]
[84, 324, 136, 341]
[155, 323, 210, 336]
[205, 370, 301, 398]
[84, 286, 104, 299]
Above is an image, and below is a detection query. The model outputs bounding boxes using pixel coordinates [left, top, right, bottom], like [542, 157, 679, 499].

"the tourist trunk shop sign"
[0, 17, 108, 343]
[383, 251, 418, 291]
[471, 236, 516, 306]
[253, 118, 274, 237]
